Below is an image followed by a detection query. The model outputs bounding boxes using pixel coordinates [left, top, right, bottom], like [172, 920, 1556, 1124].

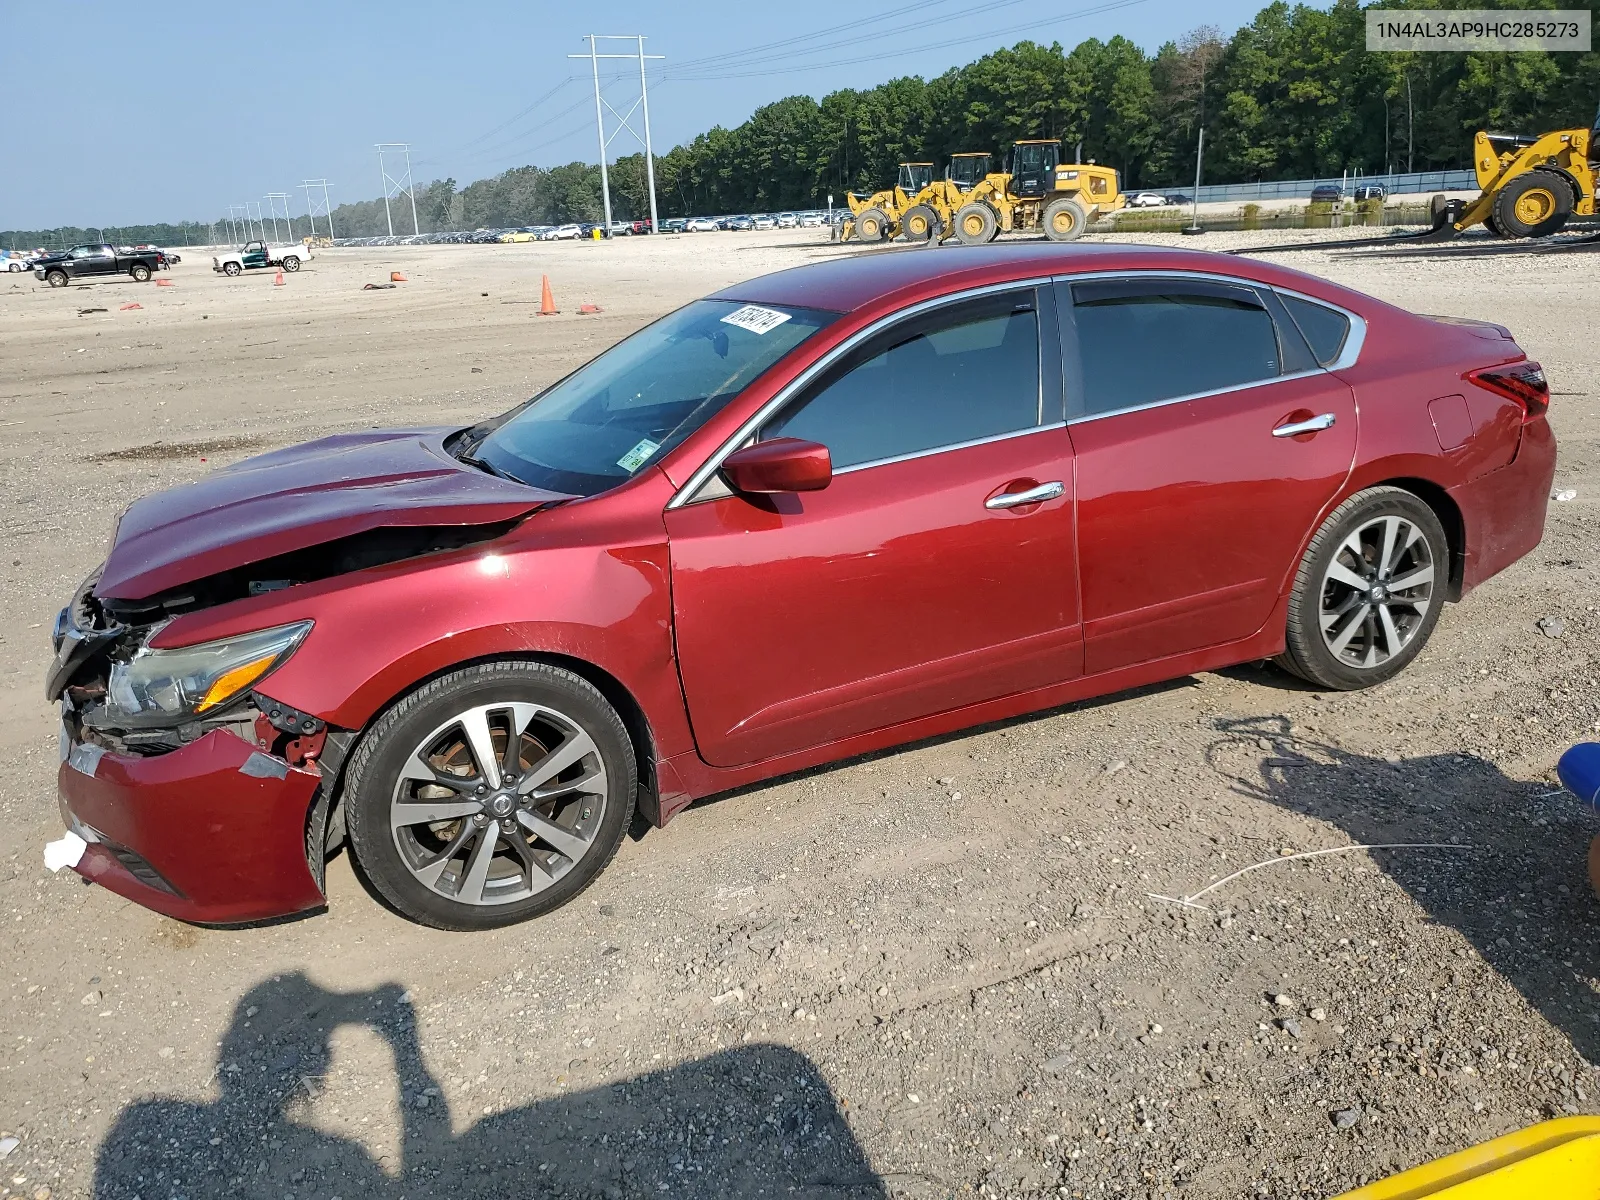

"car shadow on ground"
[1208, 715, 1600, 1069]
[92, 974, 884, 1199]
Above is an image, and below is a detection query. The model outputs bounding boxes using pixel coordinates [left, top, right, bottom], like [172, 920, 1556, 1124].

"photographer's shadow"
[1211, 716, 1600, 1064]
[94, 973, 883, 1199]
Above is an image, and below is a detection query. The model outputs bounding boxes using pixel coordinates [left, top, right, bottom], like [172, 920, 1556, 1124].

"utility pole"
[1405, 73, 1414, 174]
[247, 200, 266, 242]
[570, 36, 665, 235]
[376, 144, 419, 237]
[1183, 127, 1205, 235]
[264, 196, 281, 243]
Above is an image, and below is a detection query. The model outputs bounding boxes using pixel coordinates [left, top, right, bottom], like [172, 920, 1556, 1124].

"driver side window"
[761, 291, 1044, 471]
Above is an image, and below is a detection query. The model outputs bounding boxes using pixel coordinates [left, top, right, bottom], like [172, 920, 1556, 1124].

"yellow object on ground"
[1332, 1117, 1600, 1198]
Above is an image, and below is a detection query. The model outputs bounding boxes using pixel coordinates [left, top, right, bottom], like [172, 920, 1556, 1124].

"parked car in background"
[1353, 185, 1387, 202]
[1164, 193, 1192, 206]
[551, 224, 583, 240]
[45, 242, 1556, 930]
[499, 229, 536, 243]
[212, 240, 310, 277]
[1127, 191, 1170, 208]
[609, 221, 633, 237]
[662, 218, 688, 233]
[752, 215, 776, 230]
[3, 253, 32, 272]
[32, 244, 164, 287]
[798, 213, 824, 227]
[725, 215, 754, 231]
[775, 213, 799, 228]
[685, 217, 719, 232]
[1309, 184, 1345, 203]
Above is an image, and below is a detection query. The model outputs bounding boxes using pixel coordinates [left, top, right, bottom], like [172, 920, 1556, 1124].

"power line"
[669, 0, 966, 71]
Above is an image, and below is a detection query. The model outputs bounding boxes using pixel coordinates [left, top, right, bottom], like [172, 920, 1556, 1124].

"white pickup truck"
[212, 240, 311, 277]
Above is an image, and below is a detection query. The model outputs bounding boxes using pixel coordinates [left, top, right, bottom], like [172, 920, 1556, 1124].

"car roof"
[712, 241, 1373, 315]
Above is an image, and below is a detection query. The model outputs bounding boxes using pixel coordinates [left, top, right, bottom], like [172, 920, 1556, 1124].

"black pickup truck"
[33, 244, 164, 287]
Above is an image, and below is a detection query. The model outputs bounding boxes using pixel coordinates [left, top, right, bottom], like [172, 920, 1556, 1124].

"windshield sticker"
[720, 304, 793, 336]
[616, 438, 660, 472]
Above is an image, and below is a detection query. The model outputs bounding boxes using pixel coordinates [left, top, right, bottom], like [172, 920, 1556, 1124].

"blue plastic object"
[1556, 742, 1600, 806]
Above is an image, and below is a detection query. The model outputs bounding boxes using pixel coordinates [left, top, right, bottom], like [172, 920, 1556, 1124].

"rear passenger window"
[763, 293, 1041, 469]
[1070, 280, 1282, 416]
[1280, 295, 1352, 366]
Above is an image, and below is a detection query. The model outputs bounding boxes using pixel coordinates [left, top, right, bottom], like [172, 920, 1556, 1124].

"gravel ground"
[0, 227, 1597, 1200]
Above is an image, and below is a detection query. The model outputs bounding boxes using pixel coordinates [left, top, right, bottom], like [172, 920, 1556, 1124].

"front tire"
[46, 269, 68, 287]
[953, 202, 998, 245]
[1042, 196, 1090, 242]
[1491, 170, 1574, 238]
[1278, 487, 1448, 690]
[223, 261, 242, 276]
[344, 660, 635, 930]
[853, 206, 890, 243]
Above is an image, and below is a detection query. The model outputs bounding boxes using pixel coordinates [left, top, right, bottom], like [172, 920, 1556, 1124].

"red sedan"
[45, 243, 1554, 929]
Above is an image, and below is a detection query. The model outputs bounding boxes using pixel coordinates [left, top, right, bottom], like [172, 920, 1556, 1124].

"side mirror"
[721, 438, 832, 494]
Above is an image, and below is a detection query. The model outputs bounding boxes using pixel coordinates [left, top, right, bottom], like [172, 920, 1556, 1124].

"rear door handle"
[985, 481, 1064, 510]
[1272, 413, 1336, 438]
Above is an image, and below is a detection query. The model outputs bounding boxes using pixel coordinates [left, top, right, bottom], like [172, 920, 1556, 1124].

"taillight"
[1468, 360, 1548, 421]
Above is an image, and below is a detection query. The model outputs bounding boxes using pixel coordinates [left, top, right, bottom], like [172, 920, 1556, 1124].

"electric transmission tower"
[375, 144, 419, 237]
[301, 179, 335, 240]
[266, 192, 294, 243]
[568, 35, 663, 235]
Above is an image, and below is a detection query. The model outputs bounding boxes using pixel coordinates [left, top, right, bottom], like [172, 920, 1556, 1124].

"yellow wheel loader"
[1444, 109, 1597, 239]
[932, 140, 1126, 245]
[842, 162, 934, 243]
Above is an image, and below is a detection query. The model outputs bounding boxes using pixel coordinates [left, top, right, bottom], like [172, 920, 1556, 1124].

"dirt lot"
[1, 228, 1597, 1200]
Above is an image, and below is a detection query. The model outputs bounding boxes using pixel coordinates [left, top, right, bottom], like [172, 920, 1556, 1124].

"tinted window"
[762, 295, 1041, 470]
[477, 299, 834, 495]
[1281, 295, 1351, 367]
[1070, 281, 1282, 416]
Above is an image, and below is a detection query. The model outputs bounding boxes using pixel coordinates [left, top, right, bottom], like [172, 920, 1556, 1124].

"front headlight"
[103, 621, 312, 728]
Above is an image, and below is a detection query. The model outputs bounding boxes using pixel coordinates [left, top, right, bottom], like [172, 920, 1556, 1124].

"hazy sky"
[0, 0, 1268, 229]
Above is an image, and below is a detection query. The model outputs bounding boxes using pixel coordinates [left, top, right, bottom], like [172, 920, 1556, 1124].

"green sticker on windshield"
[616, 438, 660, 472]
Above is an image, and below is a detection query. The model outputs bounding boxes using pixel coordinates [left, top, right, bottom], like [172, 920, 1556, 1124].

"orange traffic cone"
[390, 270, 407, 282]
[274, 269, 285, 286]
[155, 278, 174, 287]
[537, 274, 558, 316]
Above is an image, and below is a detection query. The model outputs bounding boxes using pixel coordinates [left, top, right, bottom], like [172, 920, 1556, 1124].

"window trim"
[1055, 270, 1367, 426]
[667, 277, 1057, 509]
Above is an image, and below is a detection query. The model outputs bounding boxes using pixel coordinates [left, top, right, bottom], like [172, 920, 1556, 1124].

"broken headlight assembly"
[101, 620, 313, 729]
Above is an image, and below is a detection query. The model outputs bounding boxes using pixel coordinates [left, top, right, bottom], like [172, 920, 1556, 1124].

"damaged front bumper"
[56, 724, 327, 924]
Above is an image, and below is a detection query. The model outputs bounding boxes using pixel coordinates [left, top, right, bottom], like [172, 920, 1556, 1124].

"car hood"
[98, 428, 570, 601]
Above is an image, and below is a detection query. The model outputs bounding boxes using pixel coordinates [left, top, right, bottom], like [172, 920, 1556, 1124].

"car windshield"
[472, 299, 836, 495]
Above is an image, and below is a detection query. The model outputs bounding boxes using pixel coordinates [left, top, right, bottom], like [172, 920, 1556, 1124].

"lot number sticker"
[720, 305, 792, 336]
[616, 438, 660, 472]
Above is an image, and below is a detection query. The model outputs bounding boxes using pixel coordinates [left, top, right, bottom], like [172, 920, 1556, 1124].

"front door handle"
[1272, 413, 1336, 438]
[985, 481, 1064, 510]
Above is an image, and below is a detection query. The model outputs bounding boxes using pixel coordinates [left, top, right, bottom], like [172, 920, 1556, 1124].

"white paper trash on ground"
[44, 831, 88, 872]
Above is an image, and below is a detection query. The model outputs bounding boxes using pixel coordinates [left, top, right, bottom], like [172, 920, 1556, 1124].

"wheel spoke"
[516, 808, 592, 861]
[1379, 517, 1418, 577]
[500, 826, 557, 893]
[459, 825, 499, 903]
[399, 752, 479, 794]
[525, 761, 606, 803]
[1325, 561, 1371, 592]
[412, 824, 475, 890]
[517, 729, 598, 794]
[1327, 603, 1369, 656]
[501, 702, 543, 777]
[1376, 603, 1403, 659]
[458, 707, 502, 790]
[1387, 564, 1433, 592]
[391, 798, 483, 830]
[1361, 607, 1380, 666]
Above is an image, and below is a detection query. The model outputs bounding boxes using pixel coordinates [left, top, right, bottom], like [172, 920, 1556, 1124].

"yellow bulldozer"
[843, 162, 934, 242]
[905, 140, 1125, 244]
[1441, 110, 1597, 238]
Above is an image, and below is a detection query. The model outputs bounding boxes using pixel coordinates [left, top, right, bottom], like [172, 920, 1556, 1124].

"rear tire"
[130, 264, 151, 282]
[1491, 170, 1574, 238]
[853, 207, 890, 243]
[344, 660, 635, 930]
[1277, 487, 1448, 691]
[900, 204, 939, 243]
[281, 255, 301, 272]
[1042, 196, 1090, 242]
[46, 269, 68, 288]
[953, 202, 998, 246]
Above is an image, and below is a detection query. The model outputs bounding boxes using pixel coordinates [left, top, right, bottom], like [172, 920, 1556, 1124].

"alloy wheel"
[1318, 514, 1435, 669]
[388, 701, 609, 906]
